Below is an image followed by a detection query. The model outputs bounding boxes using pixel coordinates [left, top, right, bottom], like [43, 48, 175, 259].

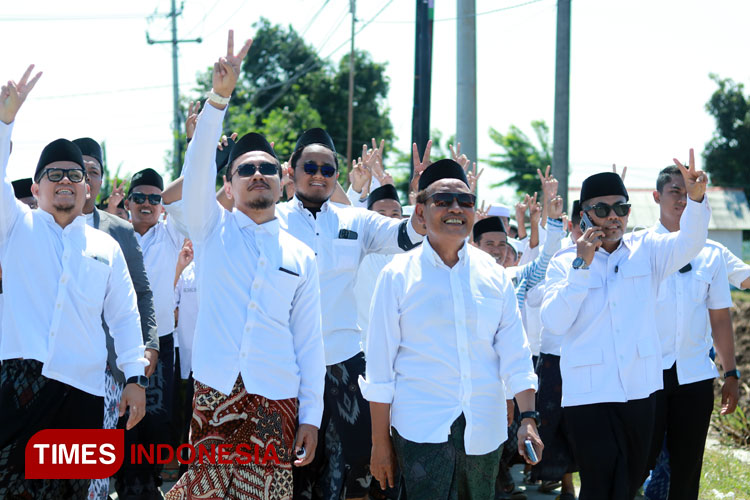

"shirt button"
[259, 260, 266, 267]
[462, 373, 469, 380]
[50, 331, 55, 337]
[250, 303, 257, 310]
[56, 303, 61, 309]
[253, 283, 259, 290]
[241, 352, 247, 357]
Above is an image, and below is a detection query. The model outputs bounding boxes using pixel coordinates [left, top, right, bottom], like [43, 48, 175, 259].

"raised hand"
[0, 64, 43, 125]
[281, 162, 295, 199]
[370, 138, 386, 177]
[177, 239, 194, 270]
[350, 157, 372, 196]
[548, 195, 564, 220]
[106, 179, 126, 214]
[185, 101, 201, 140]
[529, 193, 542, 225]
[449, 142, 462, 163]
[410, 140, 433, 194]
[475, 200, 489, 221]
[674, 148, 707, 202]
[212, 30, 253, 99]
[536, 165, 558, 201]
[515, 196, 529, 222]
[467, 162, 484, 192]
[612, 163, 627, 182]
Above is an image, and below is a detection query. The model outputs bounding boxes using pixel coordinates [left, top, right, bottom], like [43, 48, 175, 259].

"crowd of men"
[0, 31, 744, 500]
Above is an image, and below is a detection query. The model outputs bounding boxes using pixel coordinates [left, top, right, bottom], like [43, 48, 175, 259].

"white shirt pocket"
[75, 256, 110, 312]
[690, 270, 711, 303]
[263, 268, 300, 326]
[332, 239, 361, 271]
[563, 347, 603, 394]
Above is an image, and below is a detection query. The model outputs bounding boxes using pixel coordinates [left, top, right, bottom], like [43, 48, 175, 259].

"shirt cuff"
[346, 185, 367, 208]
[121, 355, 148, 381]
[298, 403, 323, 429]
[508, 372, 538, 397]
[405, 214, 425, 244]
[546, 217, 564, 232]
[358, 375, 395, 404]
[567, 266, 591, 286]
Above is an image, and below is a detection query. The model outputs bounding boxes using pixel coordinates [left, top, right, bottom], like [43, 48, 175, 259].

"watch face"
[572, 257, 584, 268]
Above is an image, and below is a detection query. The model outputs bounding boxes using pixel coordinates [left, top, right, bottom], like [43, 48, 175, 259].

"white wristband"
[207, 90, 230, 105]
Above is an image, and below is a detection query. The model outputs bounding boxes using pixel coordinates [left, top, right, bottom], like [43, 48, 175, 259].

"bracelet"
[207, 90, 230, 105]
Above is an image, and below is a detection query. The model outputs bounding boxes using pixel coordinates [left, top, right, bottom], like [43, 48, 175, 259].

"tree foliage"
[486, 120, 552, 196]
[174, 18, 394, 180]
[704, 74, 750, 198]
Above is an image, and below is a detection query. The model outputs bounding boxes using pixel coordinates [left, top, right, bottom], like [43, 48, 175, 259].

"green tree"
[173, 18, 394, 181]
[704, 74, 750, 198]
[486, 120, 551, 196]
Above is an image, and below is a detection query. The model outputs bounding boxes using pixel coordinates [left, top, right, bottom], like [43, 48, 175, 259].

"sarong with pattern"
[88, 365, 124, 500]
[165, 375, 297, 500]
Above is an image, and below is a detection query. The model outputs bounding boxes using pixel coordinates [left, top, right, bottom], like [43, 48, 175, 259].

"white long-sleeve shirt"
[651, 223, 732, 384]
[176, 104, 325, 426]
[353, 253, 393, 343]
[0, 121, 146, 396]
[135, 215, 182, 337]
[712, 240, 750, 288]
[175, 262, 198, 379]
[359, 238, 537, 455]
[276, 195, 423, 365]
[540, 196, 711, 407]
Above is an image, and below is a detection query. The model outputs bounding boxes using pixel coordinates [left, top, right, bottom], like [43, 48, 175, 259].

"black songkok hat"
[227, 133, 278, 171]
[11, 178, 33, 199]
[367, 184, 401, 210]
[128, 168, 164, 195]
[580, 172, 629, 205]
[295, 128, 336, 153]
[418, 158, 469, 191]
[34, 139, 84, 182]
[473, 216, 506, 242]
[72, 137, 104, 170]
[215, 137, 236, 172]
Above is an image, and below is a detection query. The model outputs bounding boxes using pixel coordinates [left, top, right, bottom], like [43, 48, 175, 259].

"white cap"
[488, 205, 512, 218]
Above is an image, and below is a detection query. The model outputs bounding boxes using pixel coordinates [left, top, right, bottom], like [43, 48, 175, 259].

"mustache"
[247, 180, 270, 190]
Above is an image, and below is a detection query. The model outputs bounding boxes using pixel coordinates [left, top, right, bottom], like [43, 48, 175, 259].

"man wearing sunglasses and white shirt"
[0, 65, 147, 498]
[540, 154, 710, 500]
[117, 167, 183, 499]
[278, 129, 426, 500]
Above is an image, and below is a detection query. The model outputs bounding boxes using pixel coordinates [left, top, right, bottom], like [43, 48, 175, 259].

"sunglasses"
[303, 162, 336, 178]
[232, 162, 279, 178]
[584, 202, 631, 218]
[427, 192, 477, 208]
[39, 168, 86, 183]
[129, 192, 162, 205]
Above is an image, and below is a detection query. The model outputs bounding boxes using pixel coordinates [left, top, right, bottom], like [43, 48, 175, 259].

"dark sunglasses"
[40, 168, 86, 183]
[303, 161, 336, 178]
[129, 192, 162, 205]
[232, 162, 279, 177]
[428, 192, 477, 208]
[584, 202, 631, 218]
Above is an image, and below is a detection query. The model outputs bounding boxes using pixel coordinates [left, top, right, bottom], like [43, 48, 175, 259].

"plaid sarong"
[165, 375, 297, 500]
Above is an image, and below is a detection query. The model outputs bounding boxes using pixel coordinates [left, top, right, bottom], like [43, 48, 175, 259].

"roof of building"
[569, 186, 750, 231]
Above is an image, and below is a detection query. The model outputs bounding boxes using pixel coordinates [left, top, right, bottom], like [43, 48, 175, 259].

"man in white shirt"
[278, 129, 425, 500]
[119, 166, 183, 497]
[353, 184, 402, 337]
[164, 32, 324, 499]
[530, 199, 582, 498]
[644, 165, 738, 499]
[540, 156, 710, 500]
[0, 65, 147, 499]
[74, 136, 160, 500]
[360, 159, 542, 500]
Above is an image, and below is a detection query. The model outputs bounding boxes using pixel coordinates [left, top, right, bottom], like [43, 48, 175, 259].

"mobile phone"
[524, 439, 538, 463]
[580, 211, 595, 234]
[295, 446, 307, 460]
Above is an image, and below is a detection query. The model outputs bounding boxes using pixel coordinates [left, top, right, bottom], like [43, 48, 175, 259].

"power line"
[300, 0, 332, 38]
[0, 13, 151, 21]
[36, 83, 196, 100]
[371, 0, 548, 24]
[184, 0, 222, 37]
[201, 0, 252, 40]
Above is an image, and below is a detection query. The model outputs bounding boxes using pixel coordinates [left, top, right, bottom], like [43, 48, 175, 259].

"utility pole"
[456, 0, 477, 181]
[346, 0, 356, 170]
[147, 0, 201, 174]
[410, 0, 434, 176]
[552, 0, 571, 207]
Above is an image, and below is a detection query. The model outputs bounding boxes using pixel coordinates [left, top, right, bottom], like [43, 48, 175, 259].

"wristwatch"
[126, 375, 149, 389]
[724, 369, 741, 380]
[572, 256, 588, 270]
[519, 410, 541, 427]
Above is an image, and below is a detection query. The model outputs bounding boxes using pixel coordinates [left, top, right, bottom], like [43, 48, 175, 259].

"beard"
[295, 187, 331, 206]
[243, 192, 274, 210]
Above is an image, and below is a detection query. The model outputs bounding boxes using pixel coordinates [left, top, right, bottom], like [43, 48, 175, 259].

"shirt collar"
[421, 236, 469, 269]
[293, 195, 331, 214]
[653, 221, 670, 235]
[232, 208, 280, 235]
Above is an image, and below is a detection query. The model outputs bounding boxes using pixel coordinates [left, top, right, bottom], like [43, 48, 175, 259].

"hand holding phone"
[524, 439, 539, 464]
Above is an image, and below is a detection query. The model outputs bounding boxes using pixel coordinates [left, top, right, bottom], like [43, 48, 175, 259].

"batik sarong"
[165, 375, 297, 500]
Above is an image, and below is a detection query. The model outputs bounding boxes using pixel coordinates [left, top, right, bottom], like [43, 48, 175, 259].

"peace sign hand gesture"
[536, 166, 558, 202]
[410, 140, 432, 194]
[0, 64, 43, 125]
[212, 30, 253, 99]
[673, 148, 707, 203]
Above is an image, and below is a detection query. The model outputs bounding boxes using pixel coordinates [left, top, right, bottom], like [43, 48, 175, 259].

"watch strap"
[724, 369, 741, 380]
